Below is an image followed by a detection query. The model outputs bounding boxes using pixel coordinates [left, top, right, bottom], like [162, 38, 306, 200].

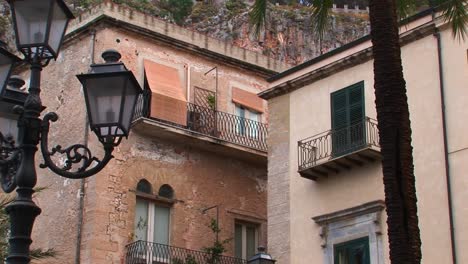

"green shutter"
[334, 237, 370, 264]
[331, 82, 365, 156]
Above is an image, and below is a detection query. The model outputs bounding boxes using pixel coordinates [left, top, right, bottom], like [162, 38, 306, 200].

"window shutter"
[134, 198, 149, 241]
[331, 82, 365, 156]
[348, 83, 364, 124]
[331, 90, 347, 130]
[153, 206, 170, 245]
[235, 224, 243, 258]
[331, 90, 348, 155]
[246, 226, 257, 259]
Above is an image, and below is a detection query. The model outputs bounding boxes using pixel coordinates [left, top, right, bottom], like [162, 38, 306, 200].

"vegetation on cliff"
[0, 0, 370, 65]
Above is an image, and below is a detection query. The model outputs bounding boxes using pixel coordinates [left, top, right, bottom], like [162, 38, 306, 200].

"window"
[158, 184, 174, 199]
[235, 222, 258, 260]
[235, 105, 261, 139]
[334, 237, 370, 264]
[331, 82, 365, 156]
[313, 201, 385, 264]
[134, 180, 170, 245]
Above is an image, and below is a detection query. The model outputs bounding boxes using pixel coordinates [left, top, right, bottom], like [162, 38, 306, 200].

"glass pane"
[136, 180, 152, 194]
[99, 126, 125, 137]
[246, 226, 257, 259]
[235, 106, 245, 135]
[84, 75, 125, 128]
[153, 206, 170, 245]
[0, 64, 10, 92]
[121, 79, 139, 133]
[48, 0, 68, 54]
[13, 1, 49, 45]
[248, 111, 259, 138]
[234, 224, 243, 259]
[134, 198, 149, 241]
[0, 114, 19, 142]
[334, 237, 370, 264]
[337, 250, 349, 264]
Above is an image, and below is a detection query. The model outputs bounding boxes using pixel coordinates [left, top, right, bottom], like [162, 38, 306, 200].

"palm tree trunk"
[368, 0, 422, 263]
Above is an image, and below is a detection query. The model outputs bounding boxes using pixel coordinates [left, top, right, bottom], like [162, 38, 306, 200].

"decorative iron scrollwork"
[42, 144, 98, 172]
[39, 112, 114, 179]
[0, 132, 20, 192]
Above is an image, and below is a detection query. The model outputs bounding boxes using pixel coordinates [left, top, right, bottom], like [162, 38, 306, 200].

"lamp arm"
[39, 112, 114, 179]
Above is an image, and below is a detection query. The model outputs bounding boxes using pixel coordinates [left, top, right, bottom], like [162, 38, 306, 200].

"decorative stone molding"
[312, 200, 385, 264]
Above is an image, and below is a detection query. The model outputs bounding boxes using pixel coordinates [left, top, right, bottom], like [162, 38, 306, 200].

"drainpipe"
[74, 29, 96, 264]
[433, 21, 457, 264]
[186, 64, 191, 102]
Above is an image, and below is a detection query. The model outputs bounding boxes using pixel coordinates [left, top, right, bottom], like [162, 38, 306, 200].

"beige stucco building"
[259, 10, 467, 264]
[9, 1, 289, 263]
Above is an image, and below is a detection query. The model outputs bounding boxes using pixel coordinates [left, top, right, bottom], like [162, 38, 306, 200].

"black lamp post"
[0, 1, 142, 263]
[247, 247, 276, 264]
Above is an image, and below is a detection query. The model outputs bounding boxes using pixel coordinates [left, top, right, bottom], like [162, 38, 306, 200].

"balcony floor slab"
[298, 146, 381, 180]
[132, 118, 267, 165]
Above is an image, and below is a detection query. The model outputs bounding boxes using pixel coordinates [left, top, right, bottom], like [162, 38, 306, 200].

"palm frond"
[0, 194, 14, 209]
[249, 0, 267, 37]
[396, 0, 418, 19]
[311, 0, 333, 41]
[436, 0, 468, 40]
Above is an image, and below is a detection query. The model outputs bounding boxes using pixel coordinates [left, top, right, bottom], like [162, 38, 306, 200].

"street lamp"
[8, 0, 74, 60]
[0, 1, 142, 263]
[0, 41, 20, 95]
[247, 246, 276, 264]
[0, 76, 26, 193]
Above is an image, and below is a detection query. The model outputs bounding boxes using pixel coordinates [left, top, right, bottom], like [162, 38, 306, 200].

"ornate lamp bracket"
[39, 112, 115, 179]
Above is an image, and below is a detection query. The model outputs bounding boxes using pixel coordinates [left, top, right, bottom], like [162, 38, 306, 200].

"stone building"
[259, 9, 468, 264]
[21, 1, 288, 264]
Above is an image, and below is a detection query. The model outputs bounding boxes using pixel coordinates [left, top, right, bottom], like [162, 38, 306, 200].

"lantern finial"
[102, 49, 121, 63]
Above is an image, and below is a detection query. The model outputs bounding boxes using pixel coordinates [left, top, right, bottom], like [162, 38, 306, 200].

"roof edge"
[259, 22, 437, 99]
[267, 8, 435, 83]
[63, 0, 289, 77]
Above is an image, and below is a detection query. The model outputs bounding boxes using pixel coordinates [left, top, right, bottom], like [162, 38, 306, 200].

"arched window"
[158, 184, 174, 199]
[134, 180, 171, 245]
[136, 179, 152, 194]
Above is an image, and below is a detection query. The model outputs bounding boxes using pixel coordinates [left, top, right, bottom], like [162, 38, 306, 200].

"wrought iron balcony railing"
[133, 90, 268, 152]
[125, 241, 247, 264]
[298, 117, 380, 177]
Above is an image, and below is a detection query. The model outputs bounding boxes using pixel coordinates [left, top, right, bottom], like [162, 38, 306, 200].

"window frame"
[234, 221, 259, 260]
[313, 201, 385, 264]
[234, 104, 262, 139]
[134, 196, 172, 245]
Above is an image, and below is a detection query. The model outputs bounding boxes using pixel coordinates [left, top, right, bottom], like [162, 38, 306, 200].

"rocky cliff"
[0, 0, 370, 65]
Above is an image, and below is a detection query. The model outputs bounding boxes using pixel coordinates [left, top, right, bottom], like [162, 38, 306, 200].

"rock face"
[187, 3, 369, 65]
[0, 0, 370, 65]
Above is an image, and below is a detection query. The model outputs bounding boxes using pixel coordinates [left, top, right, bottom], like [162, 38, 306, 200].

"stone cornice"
[312, 200, 385, 225]
[62, 1, 289, 78]
[259, 22, 437, 100]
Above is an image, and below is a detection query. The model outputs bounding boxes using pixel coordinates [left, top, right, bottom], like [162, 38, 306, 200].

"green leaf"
[249, 0, 267, 37]
[311, 0, 333, 42]
[436, 0, 468, 40]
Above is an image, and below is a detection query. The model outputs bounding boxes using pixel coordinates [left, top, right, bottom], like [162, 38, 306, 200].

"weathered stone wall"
[266, 94, 290, 264]
[30, 13, 269, 264]
[77, 131, 267, 263]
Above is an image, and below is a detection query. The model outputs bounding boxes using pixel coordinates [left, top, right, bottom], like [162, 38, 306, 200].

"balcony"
[125, 241, 247, 264]
[298, 117, 381, 180]
[132, 90, 268, 153]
